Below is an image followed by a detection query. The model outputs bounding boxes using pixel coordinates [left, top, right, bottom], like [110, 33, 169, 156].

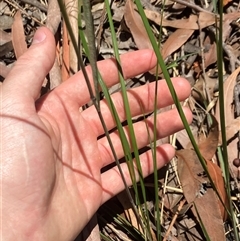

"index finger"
[54, 49, 157, 107]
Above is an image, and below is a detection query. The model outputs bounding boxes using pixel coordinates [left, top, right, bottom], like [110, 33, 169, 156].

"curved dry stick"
[65, 0, 79, 76]
[46, 0, 61, 35]
[19, 0, 48, 12]
[46, 0, 62, 89]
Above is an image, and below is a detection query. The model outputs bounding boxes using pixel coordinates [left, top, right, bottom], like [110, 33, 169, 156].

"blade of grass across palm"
[82, 0, 100, 107]
[104, 1, 153, 239]
[215, 2, 239, 240]
[81, 5, 137, 192]
[152, 1, 168, 239]
[134, 0, 229, 231]
[59, 0, 141, 230]
[78, 3, 147, 235]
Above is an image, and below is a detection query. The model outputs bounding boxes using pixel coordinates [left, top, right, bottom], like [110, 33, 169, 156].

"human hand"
[2, 27, 192, 241]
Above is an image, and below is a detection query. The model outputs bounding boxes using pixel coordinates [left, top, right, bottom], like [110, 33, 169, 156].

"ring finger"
[98, 107, 192, 167]
[82, 77, 191, 137]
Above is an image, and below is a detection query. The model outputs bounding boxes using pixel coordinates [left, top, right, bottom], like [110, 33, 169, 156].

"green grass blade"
[215, 2, 239, 240]
[152, 1, 167, 239]
[104, 1, 153, 239]
[78, 6, 148, 234]
[82, 1, 100, 106]
[60, 0, 145, 232]
[134, 0, 226, 215]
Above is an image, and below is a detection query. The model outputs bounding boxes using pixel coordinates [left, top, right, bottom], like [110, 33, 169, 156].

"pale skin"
[1, 27, 192, 241]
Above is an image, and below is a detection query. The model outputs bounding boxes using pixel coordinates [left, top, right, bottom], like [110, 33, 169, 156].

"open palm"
[2, 28, 192, 241]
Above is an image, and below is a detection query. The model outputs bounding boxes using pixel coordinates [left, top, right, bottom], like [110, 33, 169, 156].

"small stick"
[4, 0, 43, 25]
[170, 0, 217, 16]
[163, 199, 186, 241]
[19, 0, 48, 12]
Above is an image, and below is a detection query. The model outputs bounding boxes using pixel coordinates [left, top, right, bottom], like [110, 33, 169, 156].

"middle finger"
[98, 107, 192, 167]
[82, 77, 191, 136]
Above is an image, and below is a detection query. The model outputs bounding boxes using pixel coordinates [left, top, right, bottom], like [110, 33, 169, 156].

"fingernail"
[32, 29, 46, 45]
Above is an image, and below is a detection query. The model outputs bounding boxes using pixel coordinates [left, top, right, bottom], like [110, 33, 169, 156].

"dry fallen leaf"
[145, 11, 198, 29]
[144, 10, 215, 30]
[177, 150, 225, 241]
[124, 0, 153, 50]
[203, 35, 217, 69]
[215, 66, 240, 122]
[198, 12, 216, 29]
[223, 0, 232, 6]
[198, 116, 228, 221]
[222, 117, 240, 143]
[11, 11, 27, 59]
[192, 75, 217, 102]
[191, 115, 228, 220]
[205, 160, 228, 221]
[124, 0, 162, 74]
[125, 1, 195, 74]
[215, 66, 240, 179]
[223, 12, 240, 42]
[177, 115, 228, 221]
[161, 28, 194, 60]
[198, 115, 219, 161]
[176, 125, 199, 149]
[224, 11, 240, 22]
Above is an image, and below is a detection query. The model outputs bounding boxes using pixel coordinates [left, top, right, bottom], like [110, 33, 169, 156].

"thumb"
[3, 27, 56, 101]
